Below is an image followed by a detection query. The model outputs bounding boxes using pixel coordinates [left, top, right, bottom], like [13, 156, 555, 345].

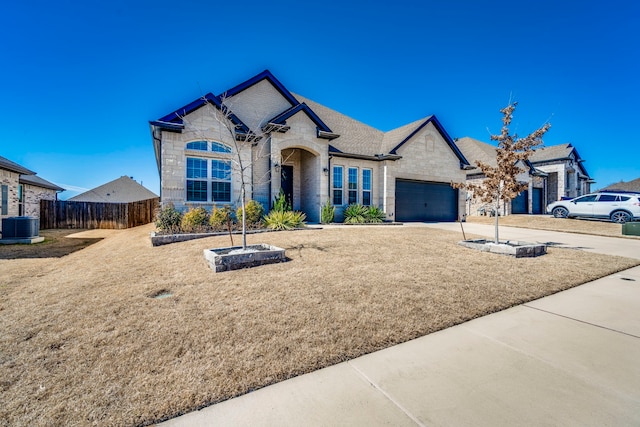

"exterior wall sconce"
[322, 167, 329, 175]
[274, 162, 280, 172]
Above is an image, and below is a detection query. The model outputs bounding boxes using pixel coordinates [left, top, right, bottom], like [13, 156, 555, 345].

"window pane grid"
[187, 180, 207, 202]
[332, 166, 343, 205]
[348, 167, 358, 204]
[362, 169, 371, 206]
[187, 158, 207, 179]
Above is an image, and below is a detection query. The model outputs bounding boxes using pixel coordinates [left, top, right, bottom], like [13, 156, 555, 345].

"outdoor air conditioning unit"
[1, 216, 40, 239]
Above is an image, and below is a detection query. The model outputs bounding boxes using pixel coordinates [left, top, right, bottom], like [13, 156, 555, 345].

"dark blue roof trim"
[222, 70, 299, 107]
[329, 145, 343, 153]
[389, 116, 470, 167]
[268, 103, 335, 135]
[158, 93, 220, 123]
[149, 120, 185, 132]
[155, 93, 250, 134]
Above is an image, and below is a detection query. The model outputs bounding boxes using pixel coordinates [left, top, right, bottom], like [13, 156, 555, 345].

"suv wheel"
[610, 210, 631, 224]
[552, 207, 569, 218]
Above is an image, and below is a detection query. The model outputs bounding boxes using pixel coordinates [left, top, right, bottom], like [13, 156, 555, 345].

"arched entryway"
[276, 147, 322, 223]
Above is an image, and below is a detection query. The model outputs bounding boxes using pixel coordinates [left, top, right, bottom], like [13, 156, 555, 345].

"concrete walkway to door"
[160, 223, 640, 427]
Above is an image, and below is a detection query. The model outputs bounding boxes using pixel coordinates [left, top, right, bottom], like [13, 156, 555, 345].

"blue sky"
[2, 0, 638, 199]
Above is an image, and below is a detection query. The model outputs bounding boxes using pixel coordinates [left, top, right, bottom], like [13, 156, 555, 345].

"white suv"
[547, 192, 640, 223]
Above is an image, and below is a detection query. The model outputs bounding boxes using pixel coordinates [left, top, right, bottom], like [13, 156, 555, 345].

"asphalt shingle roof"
[68, 176, 158, 203]
[292, 94, 384, 156]
[19, 174, 65, 191]
[600, 177, 640, 193]
[0, 155, 35, 175]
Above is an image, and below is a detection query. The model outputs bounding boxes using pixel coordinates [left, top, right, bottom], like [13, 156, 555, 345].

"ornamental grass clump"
[320, 199, 335, 224]
[343, 204, 386, 223]
[180, 206, 210, 233]
[264, 210, 306, 230]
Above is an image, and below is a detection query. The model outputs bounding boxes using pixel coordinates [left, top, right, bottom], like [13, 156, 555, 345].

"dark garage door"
[511, 189, 544, 214]
[532, 188, 543, 214]
[511, 191, 528, 214]
[395, 179, 458, 222]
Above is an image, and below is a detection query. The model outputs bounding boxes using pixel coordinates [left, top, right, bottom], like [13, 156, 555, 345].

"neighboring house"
[599, 178, 640, 193]
[0, 155, 64, 232]
[528, 143, 593, 204]
[455, 137, 547, 216]
[150, 70, 471, 223]
[68, 176, 158, 203]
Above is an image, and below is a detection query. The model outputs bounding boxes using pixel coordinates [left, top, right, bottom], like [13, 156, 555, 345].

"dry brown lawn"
[0, 229, 103, 259]
[1, 224, 638, 426]
[467, 214, 640, 238]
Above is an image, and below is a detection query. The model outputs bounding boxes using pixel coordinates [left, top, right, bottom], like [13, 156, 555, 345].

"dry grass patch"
[467, 214, 640, 238]
[1, 224, 638, 426]
[0, 229, 104, 259]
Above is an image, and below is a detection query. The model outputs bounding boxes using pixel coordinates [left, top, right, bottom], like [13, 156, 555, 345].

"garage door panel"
[395, 180, 458, 222]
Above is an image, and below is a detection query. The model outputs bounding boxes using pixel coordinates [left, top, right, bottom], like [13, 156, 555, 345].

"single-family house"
[599, 178, 640, 193]
[150, 70, 471, 223]
[455, 137, 547, 216]
[528, 143, 593, 204]
[0, 155, 64, 232]
[68, 176, 158, 203]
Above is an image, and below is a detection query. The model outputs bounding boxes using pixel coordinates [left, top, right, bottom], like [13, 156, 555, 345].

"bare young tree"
[178, 95, 291, 250]
[455, 102, 551, 243]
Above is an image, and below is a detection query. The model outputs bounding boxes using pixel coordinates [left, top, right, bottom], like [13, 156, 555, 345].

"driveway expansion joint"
[347, 361, 426, 427]
[522, 304, 640, 339]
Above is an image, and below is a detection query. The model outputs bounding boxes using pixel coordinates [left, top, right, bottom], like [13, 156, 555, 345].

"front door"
[281, 165, 293, 209]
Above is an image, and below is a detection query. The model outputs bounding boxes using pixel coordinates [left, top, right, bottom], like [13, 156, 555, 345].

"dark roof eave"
[331, 152, 402, 161]
[317, 130, 340, 140]
[149, 120, 185, 132]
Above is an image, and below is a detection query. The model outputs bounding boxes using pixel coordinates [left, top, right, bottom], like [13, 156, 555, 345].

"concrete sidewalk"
[160, 226, 640, 427]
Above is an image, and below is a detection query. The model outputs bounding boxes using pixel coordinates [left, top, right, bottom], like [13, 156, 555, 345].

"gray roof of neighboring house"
[0, 155, 36, 175]
[528, 143, 574, 163]
[455, 137, 500, 170]
[19, 174, 65, 191]
[600, 177, 640, 193]
[68, 176, 158, 203]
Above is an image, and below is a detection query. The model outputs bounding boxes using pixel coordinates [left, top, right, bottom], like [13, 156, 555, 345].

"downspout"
[327, 155, 332, 202]
[383, 162, 388, 214]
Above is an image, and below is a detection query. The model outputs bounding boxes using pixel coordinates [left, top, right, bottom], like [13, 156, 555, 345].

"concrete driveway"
[160, 224, 640, 427]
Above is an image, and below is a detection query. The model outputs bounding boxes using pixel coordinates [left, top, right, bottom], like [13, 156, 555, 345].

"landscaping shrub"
[236, 200, 265, 228]
[343, 204, 369, 224]
[264, 210, 306, 230]
[180, 206, 210, 233]
[155, 203, 182, 233]
[209, 205, 234, 231]
[343, 204, 386, 223]
[272, 189, 292, 212]
[321, 199, 335, 224]
[366, 206, 386, 223]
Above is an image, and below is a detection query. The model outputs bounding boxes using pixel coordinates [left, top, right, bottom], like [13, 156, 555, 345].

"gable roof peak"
[221, 69, 299, 107]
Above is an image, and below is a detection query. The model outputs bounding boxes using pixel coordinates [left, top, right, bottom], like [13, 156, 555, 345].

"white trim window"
[185, 140, 232, 203]
[348, 167, 358, 204]
[362, 169, 372, 206]
[332, 166, 343, 205]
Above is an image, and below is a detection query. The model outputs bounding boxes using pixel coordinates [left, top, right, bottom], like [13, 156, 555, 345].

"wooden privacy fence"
[40, 198, 159, 229]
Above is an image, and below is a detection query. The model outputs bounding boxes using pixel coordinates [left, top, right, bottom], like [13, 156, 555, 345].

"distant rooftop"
[68, 176, 158, 203]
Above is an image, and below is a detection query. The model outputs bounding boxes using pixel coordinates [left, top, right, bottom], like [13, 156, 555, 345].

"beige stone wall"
[23, 185, 58, 218]
[223, 80, 292, 130]
[1, 170, 20, 232]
